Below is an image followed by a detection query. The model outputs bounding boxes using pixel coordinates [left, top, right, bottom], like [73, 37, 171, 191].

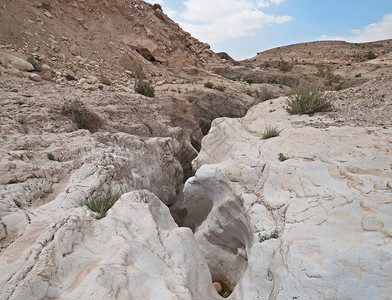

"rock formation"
[184, 97, 392, 299]
[1, 0, 391, 298]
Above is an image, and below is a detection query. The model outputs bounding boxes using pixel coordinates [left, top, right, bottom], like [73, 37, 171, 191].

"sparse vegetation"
[100, 75, 111, 86]
[134, 64, 155, 97]
[152, 3, 162, 10]
[316, 65, 343, 86]
[214, 84, 226, 92]
[26, 55, 42, 72]
[61, 99, 102, 131]
[204, 81, 214, 88]
[285, 81, 332, 115]
[244, 78, 254, 84]
[278, 153, 289, 162]
[47, 153, 55, 161]
[188, 96, 199, 104]
[144, 122, 153, 134]
[278, 58, 292, 72]
[77, 191, 120, 220]
[17, 117, 26, 124]
[262, 125, 282, 139]
[256, 86, 274, 102]
[355, 73, 362, 78]
[98, 84, 104, 90]
[366, 50, 377, 60]
[233, 61, 241, 66]
[259, 230, 279, 243]
[16, 100, 24, 105]
[14, 199, 22, 208]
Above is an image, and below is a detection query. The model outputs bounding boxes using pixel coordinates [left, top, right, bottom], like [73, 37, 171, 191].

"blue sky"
[146, 0, 392, 60]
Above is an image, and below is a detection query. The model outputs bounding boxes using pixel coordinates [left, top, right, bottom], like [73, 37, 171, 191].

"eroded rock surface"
[0, 131, 183, 248]
[184, 97, 392, 299]
[0, 191, 218, 300]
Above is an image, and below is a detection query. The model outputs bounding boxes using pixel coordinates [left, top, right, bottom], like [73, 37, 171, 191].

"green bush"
[285, 81, 332, 115]
[26, 55, 42, 72]
[47, 153, 55, 161]
[77, 191, 120, 220]
[134, 64, 155, 97]
[278, 153, 288, 162]
[259, 230, 279, 243]
[278, 58, 292, 72]
[256, 86, 274, 102]
[262, 125, 282, 139]
[61, 99, 102, 131]
[204, 81, 214, 88]
[366, 50, 377, 60]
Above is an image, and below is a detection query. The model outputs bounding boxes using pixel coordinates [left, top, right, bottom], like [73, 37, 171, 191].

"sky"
[145, 0, 392, 60]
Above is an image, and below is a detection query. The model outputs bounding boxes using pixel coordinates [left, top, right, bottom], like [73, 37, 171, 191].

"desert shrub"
[77, 191, 120, 220]
[14, 199, 22, 208]
[17, 117, 26, 124]
[355, 73, 362, 78]
[233, 61, 241, 66]
[262, 125, 282, 139]
[366, 50, 377, 60]
[286, 81, 332, 115]
[278, 58, 292, 72]
[316, 65, 333, 78]
[278, 153, 288, 162]
[144, 122, 153, 134]
[256, 86, 274, 102]
[134, 64, 155, 97]
[188, 96, 199, 104]
[47, 153, 55, 161]
[214, 84, 226, 92]
[152, 3, 162, 10]
[26, 55, 42, 72]
[61, 99, 102, 132]
[259, 230, 279, 243]
[316, 65, 343, 86]
[204, 81, 214, 88]
[244, 78, 254, 84]
[100, 75, 111, 86]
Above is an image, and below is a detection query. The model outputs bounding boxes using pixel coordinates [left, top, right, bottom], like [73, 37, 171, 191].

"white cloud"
[257, 0, 286, 8]
[320, 13, 392, 43]
[178, 0, 292, 44]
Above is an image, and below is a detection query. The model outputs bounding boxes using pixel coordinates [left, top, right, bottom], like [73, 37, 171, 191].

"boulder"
[0, 51, 34, 71]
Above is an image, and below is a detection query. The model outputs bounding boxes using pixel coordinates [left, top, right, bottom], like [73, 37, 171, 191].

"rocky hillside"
[212, 39, 392, 90]
[0, 0, 219, 81]
[0, 0, 392, 299]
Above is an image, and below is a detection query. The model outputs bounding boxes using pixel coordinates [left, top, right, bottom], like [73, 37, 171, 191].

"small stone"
[29, 73, 41, 81]
[213, 282, 222, 294]
[41, 64, 51, 71]
[39, 71, 52, 81]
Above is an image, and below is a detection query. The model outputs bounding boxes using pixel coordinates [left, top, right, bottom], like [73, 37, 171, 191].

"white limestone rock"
[184, 97, 392, 299]
[0, 191, 219, 300]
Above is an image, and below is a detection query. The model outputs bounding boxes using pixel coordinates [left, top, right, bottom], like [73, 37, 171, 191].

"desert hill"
[0, 0, 391, 299]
